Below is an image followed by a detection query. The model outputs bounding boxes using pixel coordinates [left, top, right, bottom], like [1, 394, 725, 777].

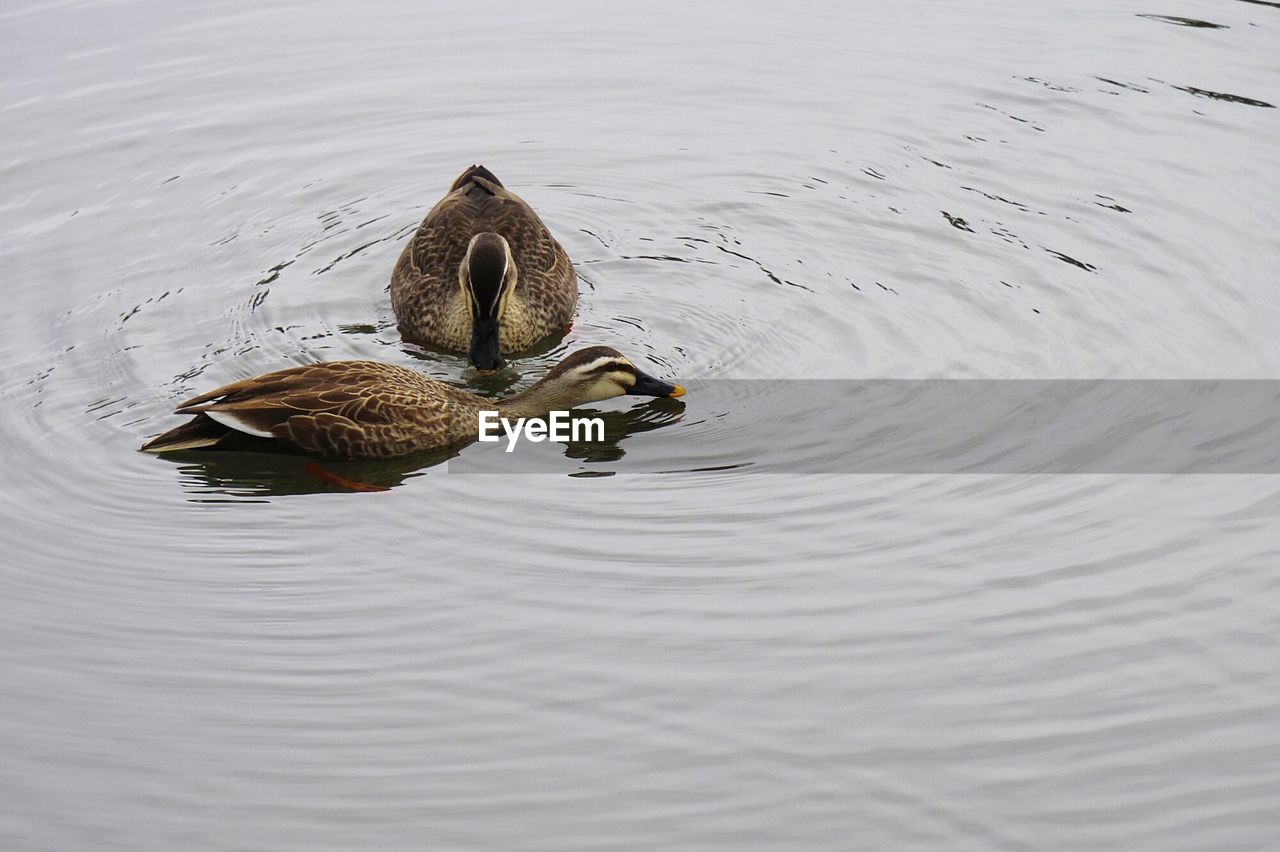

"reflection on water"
[559, 398, 685, 463]
[4, 0, 1280, 848]
[1136, 13, 1230, 29]
[160, 448, 457, 498]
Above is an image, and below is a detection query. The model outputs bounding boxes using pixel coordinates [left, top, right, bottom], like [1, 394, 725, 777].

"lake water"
[3, 0, 1280, 848]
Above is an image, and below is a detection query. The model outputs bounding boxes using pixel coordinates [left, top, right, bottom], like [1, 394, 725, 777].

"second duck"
[390, 164, 577, 370]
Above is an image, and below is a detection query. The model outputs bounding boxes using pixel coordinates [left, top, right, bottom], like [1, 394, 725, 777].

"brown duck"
[390, 164, 577, 369]
[140, 347, 684, 460]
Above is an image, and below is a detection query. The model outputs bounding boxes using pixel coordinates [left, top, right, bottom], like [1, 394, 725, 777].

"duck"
[140, 346, 684, 460]
[390, 164, 577, 369]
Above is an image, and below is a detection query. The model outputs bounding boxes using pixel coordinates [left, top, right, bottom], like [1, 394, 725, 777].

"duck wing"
[144, 362, 474, 459]
[408, 164, 565, 278]
[399, 167, 503, 286]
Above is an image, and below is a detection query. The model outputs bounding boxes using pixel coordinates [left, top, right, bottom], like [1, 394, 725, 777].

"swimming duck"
[390, 164, 577, 369]
[140, 346, 684, 459]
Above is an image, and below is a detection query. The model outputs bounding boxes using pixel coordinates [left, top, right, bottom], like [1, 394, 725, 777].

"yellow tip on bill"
[669, 385, 686, 398]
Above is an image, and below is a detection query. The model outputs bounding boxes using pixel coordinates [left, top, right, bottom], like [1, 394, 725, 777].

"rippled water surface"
[3, 0, 1280, 848]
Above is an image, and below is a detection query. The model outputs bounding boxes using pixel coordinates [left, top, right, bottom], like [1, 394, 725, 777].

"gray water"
[3, 0, 1280, 848]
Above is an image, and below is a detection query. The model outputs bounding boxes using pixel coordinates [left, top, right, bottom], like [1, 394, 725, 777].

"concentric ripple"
[2, 0, 1280, 849]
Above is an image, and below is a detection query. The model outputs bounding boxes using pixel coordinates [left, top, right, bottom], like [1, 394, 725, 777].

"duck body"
[140, 347, 684, 460]
[390, 165, 577, 364]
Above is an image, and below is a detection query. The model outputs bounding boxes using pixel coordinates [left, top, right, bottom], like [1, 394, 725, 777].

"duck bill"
[469, 316, 504, 370]
[627, 370, 686, 398]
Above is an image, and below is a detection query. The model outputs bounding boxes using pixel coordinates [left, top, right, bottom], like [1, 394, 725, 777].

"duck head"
[539, 346, 686, 406]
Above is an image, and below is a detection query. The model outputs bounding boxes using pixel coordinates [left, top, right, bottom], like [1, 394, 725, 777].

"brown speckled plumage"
[144, 361, 482, 459]
[390, 164, 577, 353]
[140, 347, 683, 460]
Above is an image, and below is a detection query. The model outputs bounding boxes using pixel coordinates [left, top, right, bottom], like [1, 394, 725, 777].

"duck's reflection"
[158, 397, 684, 498]
[560, 397, 685, 463]
[160, 446, 460, 498]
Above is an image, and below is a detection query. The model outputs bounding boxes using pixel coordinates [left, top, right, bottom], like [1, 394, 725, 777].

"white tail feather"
[206, 410, 274, 438]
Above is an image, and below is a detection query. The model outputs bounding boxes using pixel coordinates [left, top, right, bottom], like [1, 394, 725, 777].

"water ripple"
[3, 0, 1280, 848]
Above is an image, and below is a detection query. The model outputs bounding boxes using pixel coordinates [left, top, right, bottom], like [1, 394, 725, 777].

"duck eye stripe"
[586, 361, 633, 377]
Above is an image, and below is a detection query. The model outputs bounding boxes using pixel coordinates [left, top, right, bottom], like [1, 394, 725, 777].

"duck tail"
[450, 164, 503, 192]
[139, 413, 230, 453]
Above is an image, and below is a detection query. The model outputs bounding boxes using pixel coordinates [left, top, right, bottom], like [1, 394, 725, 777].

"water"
[3, 0, 1279, 847]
